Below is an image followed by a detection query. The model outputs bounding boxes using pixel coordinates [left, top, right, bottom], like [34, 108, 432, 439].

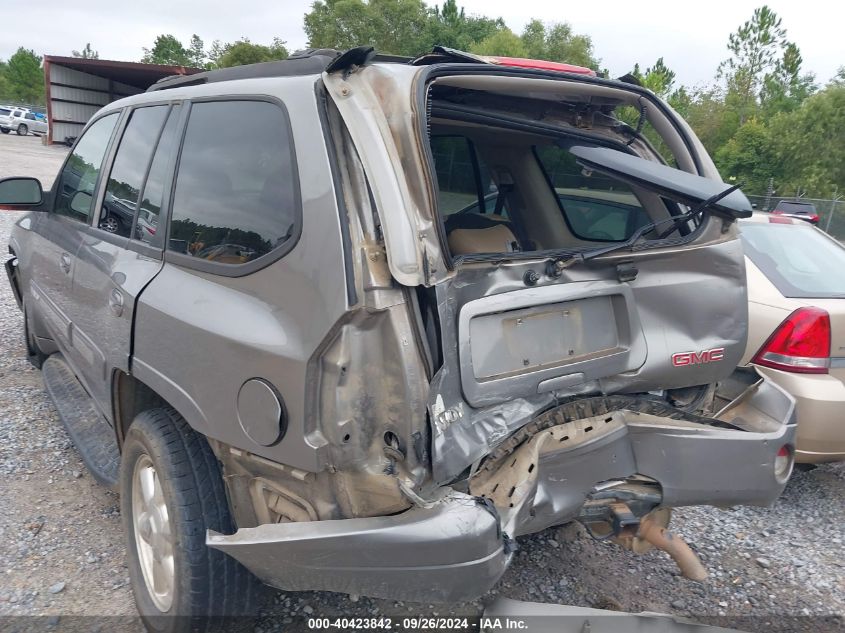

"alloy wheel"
[131, 454, 175, 612]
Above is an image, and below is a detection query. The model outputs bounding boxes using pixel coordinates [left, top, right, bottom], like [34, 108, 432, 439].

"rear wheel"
[16, 124, 28, 136]
[1, 128, 9, 134]
[121, 408, 258, 633]
[99, 215, 121, 233]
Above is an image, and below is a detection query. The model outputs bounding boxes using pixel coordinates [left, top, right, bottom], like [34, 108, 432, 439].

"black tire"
[99, 214, 122, 234]
[1, 128, 9, 134]
[16, 124, 28, 136]
[121, 408, 258, 633]
[23, 301, 48, 369]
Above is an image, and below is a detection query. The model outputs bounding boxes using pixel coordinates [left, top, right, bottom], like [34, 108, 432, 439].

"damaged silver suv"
[3, 47, 796, 629]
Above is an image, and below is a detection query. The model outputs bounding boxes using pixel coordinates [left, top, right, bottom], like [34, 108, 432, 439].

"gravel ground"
[1, 135, 844, 632]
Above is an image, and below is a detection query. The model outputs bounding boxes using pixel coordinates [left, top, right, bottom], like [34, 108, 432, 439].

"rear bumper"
[755, 366, 845, 463]
[209, 373, 795, 602]
[208, 492, 510, 602]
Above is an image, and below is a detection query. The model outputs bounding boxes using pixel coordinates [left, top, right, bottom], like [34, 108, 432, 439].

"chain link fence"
[746, 195, 845, 239]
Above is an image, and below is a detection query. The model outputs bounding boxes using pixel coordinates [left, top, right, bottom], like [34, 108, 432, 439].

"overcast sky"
[4, 0, 843, 87]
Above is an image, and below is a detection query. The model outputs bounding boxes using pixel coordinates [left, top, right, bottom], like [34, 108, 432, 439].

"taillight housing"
[752, 307, 831, 374]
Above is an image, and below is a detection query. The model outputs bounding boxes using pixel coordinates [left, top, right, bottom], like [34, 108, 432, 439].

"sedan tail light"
[752, 307, 831, 374]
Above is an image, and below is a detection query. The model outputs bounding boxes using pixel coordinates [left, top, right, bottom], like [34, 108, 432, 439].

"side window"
[167, 100, 298, 266]
[25, 113, 35, 121]
[98, 105, 169, 237]
[430, 136, 498, 216]
[134, 105, 181, 247]
[535, 145, 649, 242]
[54, 113, 119, 223]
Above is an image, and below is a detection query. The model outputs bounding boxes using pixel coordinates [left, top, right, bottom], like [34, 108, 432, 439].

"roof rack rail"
[147, 48, 412, 92]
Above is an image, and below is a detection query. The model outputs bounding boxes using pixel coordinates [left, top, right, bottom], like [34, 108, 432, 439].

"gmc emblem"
[671, 347, 725, 367]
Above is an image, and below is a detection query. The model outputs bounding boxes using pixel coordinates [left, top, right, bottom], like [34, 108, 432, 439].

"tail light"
[751, 307, 831, 374]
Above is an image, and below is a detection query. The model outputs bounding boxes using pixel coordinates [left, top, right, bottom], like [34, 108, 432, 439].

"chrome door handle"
[108, 288, 124, 316]
[59, 253, 71, 274]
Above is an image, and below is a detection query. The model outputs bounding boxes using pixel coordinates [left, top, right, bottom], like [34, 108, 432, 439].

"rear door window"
[535, 145, 650, 242]
[134, 105, 181, 247]
[54, 113, 119, 223]
[167, 100, 299, 268]
[99, 105, 170, 238]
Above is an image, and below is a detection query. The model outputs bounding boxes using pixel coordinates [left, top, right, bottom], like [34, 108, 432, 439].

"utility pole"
[825, 185, 841, 234]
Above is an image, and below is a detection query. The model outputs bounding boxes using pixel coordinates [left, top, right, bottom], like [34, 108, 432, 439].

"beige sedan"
[739, 213, 845, 463]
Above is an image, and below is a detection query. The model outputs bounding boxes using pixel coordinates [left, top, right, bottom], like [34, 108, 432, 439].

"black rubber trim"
[315, 81, 358, 307]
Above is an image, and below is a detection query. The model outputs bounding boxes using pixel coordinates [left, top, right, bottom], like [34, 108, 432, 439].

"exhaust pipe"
[579, 486, 708, 582]
[636, 512, 708, 581]
[611, 508, 708, 582]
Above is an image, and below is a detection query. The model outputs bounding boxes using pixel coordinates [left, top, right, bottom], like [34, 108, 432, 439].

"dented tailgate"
[430, 228, 749, 483]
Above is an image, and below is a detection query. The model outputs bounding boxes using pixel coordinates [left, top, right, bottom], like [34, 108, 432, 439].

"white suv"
[0, 107, 48, 136]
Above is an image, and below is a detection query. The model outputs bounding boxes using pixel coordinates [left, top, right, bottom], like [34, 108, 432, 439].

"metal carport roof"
[43, 56, 200, 144]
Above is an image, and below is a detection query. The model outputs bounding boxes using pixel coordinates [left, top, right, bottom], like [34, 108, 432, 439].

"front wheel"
[121, 408, 258, 632]
[1, 128, 9, 134]
[16, 124, 28, 136]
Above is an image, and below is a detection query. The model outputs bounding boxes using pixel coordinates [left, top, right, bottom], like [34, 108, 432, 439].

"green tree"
[0, 61, 9, 101]
[142, 34, 191, 66]
[72, 43, 99, 59]
[187, 35, 206, 68]
[5, 48, 44, 104]
[469, 29, 526, 57]
[714, 117, 779, 193]
[519, 19, 598, 69]
[682, 89, 741, 157]
[769, 84, 845, 198]
[716, 5, 800, 123]
[759, 42, 815, 116]
[425, 0, 504, 51]
[207, 40, 227, 68]
[632, 57, 676, 98]
[217, 39, 289, 68]
[304, 0, 431, 56]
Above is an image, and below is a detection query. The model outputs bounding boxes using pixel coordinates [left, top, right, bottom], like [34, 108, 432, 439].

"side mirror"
[69, 191, 93, 216]
[0, 177, 43, 207]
